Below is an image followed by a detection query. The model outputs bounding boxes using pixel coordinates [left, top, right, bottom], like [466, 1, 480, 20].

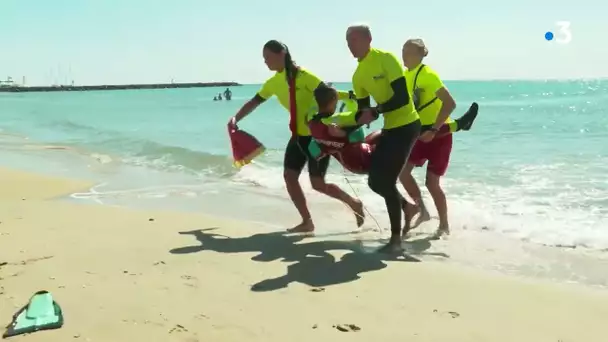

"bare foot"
[287, 219, 315, 233]
[401, 202, 419, 237]
[430, 226, 450, 240]
[377, 236, 403, 254]
[405, 202, 419, 221]
[401, 224, 412, 239]
[350, 200, 365, 227]
[411, 209, 431, 229]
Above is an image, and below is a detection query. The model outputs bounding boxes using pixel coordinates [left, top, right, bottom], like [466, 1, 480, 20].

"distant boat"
[0, 76, 18, 88]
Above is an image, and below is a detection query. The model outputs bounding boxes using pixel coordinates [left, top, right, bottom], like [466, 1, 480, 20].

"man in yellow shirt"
[347, 24, 422, 253]
[228, 40, 364, 233]
[401, 38, 478, 238]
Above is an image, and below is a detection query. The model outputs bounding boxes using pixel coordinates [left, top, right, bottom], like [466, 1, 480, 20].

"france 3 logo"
[544, 21, 571, 44]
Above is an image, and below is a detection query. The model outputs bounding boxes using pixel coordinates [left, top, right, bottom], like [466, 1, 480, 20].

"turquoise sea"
[1, 80, 608, 287]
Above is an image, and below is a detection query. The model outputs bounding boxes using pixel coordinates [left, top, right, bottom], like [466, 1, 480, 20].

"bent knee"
[283, 168, 301, 183]
[309, 176, 327, 192]
[424, 175, 443, 192]
[399, 166, 416, 182]
[368, 175, 390, 195]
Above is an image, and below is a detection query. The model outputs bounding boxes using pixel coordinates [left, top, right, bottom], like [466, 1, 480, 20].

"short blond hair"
[405, 38, 428, 57]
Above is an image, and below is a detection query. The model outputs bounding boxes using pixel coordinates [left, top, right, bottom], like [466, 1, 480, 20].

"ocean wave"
[3, 83, 607, 254]
[38, 118, 236, 175]
[122, 139, 235, 175]
[230, 159, 608, 252]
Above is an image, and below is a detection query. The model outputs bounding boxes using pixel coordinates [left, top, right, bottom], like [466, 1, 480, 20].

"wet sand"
[1, 167, 607, 341]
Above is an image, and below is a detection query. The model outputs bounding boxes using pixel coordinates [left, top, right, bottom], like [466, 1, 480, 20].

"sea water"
[1, 80, 607, 287]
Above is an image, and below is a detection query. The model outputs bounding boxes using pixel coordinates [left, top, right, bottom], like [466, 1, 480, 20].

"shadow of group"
[169, 227, 449, 292]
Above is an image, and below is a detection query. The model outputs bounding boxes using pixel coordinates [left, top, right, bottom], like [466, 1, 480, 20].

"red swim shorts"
[338, 143, 373, 175]
[408, 133, 453, 176]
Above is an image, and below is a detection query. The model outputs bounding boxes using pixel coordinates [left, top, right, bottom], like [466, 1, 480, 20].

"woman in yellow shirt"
[228, 40, 364, 233]
[401, 38, 479, 238]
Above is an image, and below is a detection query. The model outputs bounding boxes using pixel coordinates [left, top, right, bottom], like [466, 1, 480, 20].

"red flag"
[227, 125, 265, 168]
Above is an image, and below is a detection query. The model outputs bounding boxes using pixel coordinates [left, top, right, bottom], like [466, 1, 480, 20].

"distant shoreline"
[0, 82, 241, 93]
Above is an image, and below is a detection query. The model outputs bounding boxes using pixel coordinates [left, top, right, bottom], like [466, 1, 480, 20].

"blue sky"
[1, 0, 605, 85]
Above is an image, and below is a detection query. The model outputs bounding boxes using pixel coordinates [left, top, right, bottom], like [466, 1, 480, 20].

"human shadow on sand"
[170, 228, 428, 292]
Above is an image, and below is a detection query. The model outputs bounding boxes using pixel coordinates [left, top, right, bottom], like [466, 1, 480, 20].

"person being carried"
[308, 82, 478, 176]
[307, 83, 479, 234]
[308, 84, 371, 174]
[307, 83, 414, 223]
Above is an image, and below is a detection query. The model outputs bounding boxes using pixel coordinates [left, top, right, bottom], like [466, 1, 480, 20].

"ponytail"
[283, 48, 298, 82]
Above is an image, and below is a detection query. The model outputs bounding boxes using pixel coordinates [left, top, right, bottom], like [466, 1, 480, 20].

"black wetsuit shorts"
[283, 136, 330, 177]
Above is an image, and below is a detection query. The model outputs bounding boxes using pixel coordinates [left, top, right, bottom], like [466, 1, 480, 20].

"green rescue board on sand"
[3, 291, 64, 338]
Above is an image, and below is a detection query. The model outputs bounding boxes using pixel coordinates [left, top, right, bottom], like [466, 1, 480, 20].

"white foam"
[230, 159, 608, 252]
[89, 153, 113, 164]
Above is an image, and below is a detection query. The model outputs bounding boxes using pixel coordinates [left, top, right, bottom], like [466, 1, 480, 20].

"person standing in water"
[400, 38, 478, 238]
[228, 40, 364, 233]
[223, 88, 232, 100]
[347, 24, 421, 252]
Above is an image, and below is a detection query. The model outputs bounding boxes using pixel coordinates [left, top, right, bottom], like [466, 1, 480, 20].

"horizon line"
[4, 77, 607, 88]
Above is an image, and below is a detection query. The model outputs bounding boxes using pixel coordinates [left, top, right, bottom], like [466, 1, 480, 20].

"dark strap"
[417, 97, 438, 112]
[288, 77, 297, 136]
[413, 64, 425, 90]
[310, 112, 332, 122]
[413, 64, 438, 112]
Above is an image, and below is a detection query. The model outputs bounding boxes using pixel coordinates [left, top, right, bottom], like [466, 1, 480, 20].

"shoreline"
[0, 166, 607, 341]
[1, 137, 608, 289]
[0, 135, 607, 291]
[0, 81, 240, 93]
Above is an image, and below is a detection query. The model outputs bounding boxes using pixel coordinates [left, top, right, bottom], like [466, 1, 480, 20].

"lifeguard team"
[229, 25, 479, 253]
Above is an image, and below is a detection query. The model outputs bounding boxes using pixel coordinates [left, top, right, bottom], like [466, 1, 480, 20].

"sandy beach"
[1, 167, 607, 342]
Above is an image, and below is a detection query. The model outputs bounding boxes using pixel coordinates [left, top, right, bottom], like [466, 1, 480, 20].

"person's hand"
[357, 108, 377, 127]
[227, 116, 238, 131]
[418, 130, 436, 142]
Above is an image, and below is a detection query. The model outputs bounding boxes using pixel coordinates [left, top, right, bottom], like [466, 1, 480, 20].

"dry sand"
[1, 167, 607, 342]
